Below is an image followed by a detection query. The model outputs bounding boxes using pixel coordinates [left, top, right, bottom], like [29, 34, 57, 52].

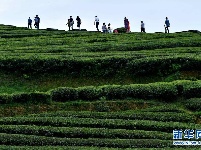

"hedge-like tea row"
[1, 80, 201, 104]
[0, 125, 172, 140]
[0, 117, 200, 133]
[185, 98, 201, 111]
[31, 111, 194, 123]
[51, 80, 201, 102]
[0, 92, 50, 104]
[87, 38, 201, 52]
[0, 146, 198, 150]
[0, 133, 173, 148]
[0, 56, 201, 77]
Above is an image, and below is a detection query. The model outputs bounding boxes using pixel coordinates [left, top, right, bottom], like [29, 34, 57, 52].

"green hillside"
[0, 24, 201, 149]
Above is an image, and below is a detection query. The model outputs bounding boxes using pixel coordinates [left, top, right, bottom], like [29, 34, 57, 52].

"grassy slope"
[0, 25, 201, 93]
[0, 25, 201, 149]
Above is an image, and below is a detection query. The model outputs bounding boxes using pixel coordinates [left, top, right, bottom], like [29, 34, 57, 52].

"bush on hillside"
[51, 87, 78, 102]
[116, 27, 127, 33]
[0, 92, 50, 104]
[185, 98, 201, 111]
[0, 94, 12, 104]
[12, 92, 50, 104]
[182, 81, 201, 98]
[77, 86, 103, 100]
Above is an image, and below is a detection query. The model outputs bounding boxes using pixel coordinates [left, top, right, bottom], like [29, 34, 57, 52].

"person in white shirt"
[94, 16, 99, 31]
[141, 21, 145, 32]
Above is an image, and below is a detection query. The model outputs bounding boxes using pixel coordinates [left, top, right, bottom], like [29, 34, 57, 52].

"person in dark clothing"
[66, 19, 71, 31]
[108, 23, 111, 33]
[35, 15, 40, 29]
[76, 16, 81, 30]
[28, 17, 32, 29]
[102, 23, 107, 33]
[69, 16, 74, 30]
[124, 17, 130, 32]
[34, 17, 38, 29]
[141, 21, 145, 32]
[164, 17, 170, 33]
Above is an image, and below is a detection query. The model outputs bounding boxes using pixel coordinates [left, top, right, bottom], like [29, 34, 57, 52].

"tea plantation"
[0, 24, 201, 149]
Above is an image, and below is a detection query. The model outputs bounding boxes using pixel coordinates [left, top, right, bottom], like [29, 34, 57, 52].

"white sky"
[0, 0, 200, 33]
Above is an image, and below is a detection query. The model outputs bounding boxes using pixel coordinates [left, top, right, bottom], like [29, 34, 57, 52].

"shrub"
[51, 87, 78, 102]
[29, 92, 51, 104]
[12, 92, 50, 104]
[116, 27, 127, 33]
[0, 94, 12, 104]
[182, 81, 201, 98]
[77, 86, 103, 100]
[102, 85, 128, 100]
[185, 98, 201, 111]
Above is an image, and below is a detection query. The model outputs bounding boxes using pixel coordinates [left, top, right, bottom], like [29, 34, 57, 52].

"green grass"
[0, 26, 200, 93]
[0, 24, 201, 149]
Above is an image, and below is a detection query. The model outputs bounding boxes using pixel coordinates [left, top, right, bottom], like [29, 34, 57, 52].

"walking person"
[164, 17, 170, 33]
[69, 16, 74, 30]
[141, 21, 145, 32]
[94, 16, 100, 31]
[76, 16, 81, 30]
[66, 19, 71, 31]
[28, 17, 32, 29]
[34, 17, 39, 29]
[35, 15, 40, 29]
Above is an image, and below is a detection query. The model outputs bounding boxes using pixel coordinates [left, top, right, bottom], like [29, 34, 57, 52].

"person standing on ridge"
[127, 19, 130, 32]
[69, 16, 74, 30]
[34, 17, 39, 29]
[124, 17, 130, 32]
[76, 16, 81, 30]
[35, 15, 40, 29]
[108, 23, 111, 33]
[102, 23, 107, 33]
[66, 19, 71, 31]
[141, 21, 145, 32]
[164, 17, 170, 33]
[94, 16, 99, 31]
[28, 17, 32, 29]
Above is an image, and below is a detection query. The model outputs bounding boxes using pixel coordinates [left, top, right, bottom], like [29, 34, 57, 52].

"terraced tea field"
[0, 24, 201, 149]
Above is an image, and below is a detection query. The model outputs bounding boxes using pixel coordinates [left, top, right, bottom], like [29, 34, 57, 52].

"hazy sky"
[0, 0, 200, 33]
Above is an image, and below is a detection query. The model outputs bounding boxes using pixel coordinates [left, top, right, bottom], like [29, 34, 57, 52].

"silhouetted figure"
[141, 21, 145, 32]
[108, 23, 112, 33]
[124, 17, 130, 32]
[94, 16, 99, 31]
[76, 16, 81, 30]
[165, 17, 170, 33]
[69, 16, 74, 30]
[28, 17, 32, 29]
[36, 15, 40, 29]
[34, 17, 38, 29]
[102, 23, 107, 33]
[66, 19, 71, 31]
[34, 15, 40, 29]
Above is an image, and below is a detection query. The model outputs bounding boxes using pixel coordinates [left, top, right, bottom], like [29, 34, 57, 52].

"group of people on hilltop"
[94, 16, 170, 33]
[102, 23, 112, 33]
[66, 16, 81, 31]
[27, 15, 171, 33]
[28, 15, 40, 29]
